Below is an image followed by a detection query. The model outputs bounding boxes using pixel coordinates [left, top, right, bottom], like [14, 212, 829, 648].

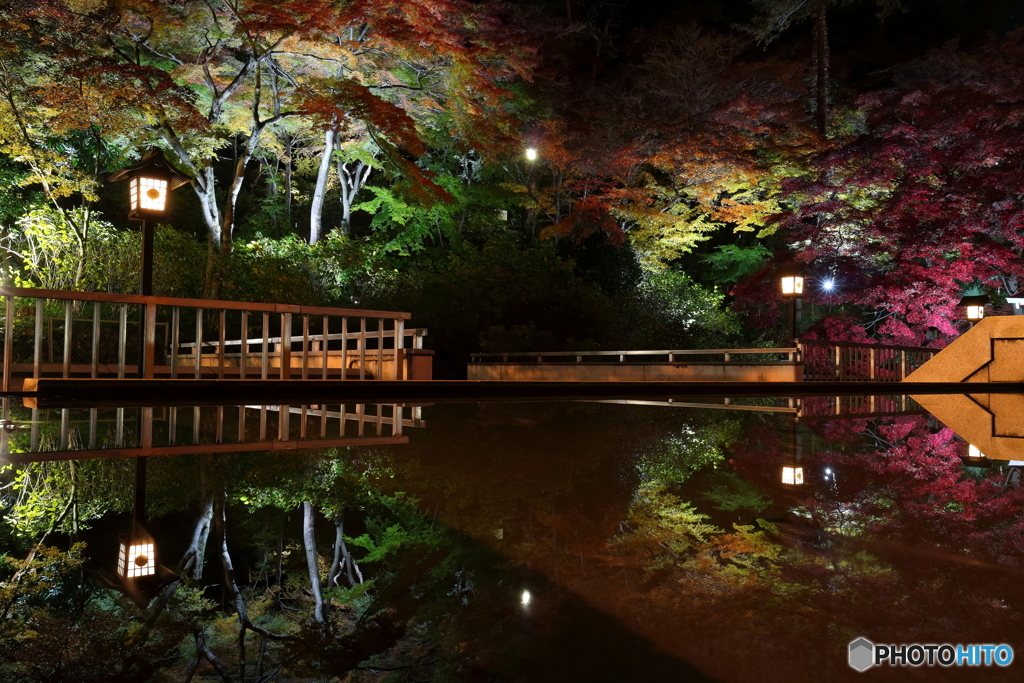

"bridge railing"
[797, 340, 937, 382]
[471, 341, 938, 383]
[0, 287, 418, 391]
[470, 348, 800, 364]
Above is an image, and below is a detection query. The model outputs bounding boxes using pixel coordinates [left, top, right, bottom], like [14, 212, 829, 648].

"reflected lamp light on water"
[958, 295, 990, 321]
[781, 465, 805, 486]
[117, 534, 156, 579]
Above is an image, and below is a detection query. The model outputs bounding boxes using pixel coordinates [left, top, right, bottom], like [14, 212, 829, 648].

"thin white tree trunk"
[309, 129, 337, 244]
[302, 501, 326, 623]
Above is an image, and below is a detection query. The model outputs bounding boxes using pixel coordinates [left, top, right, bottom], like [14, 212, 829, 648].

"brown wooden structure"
[0, 287, 433, 391]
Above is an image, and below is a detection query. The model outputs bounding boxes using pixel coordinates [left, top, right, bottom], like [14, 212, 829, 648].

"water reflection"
[1, 396, 1023, 681]
[0, 399, 422, 462]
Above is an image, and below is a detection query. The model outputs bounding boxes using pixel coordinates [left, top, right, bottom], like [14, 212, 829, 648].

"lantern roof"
[108, 148, 191, 190]
[957, 294, 990, 307]
[777, 262, 806, 278]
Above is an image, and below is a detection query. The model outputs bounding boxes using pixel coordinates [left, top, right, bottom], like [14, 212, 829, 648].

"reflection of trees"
[7, 406, 1024, 681]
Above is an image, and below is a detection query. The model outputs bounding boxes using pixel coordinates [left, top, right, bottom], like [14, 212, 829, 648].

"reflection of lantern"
[117, 533, 156, 579]
[958, 295, 990, 321]
[781, 465, 805, 485]
[968, 444, 985, 459]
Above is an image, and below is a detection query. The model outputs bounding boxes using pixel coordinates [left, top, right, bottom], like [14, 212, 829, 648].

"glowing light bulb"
[525, 148, 538, 162]
[521, 589, 531, 606]
[823, 279, 835, 291]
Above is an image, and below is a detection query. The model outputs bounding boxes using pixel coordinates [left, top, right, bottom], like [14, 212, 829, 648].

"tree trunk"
[310, 129, 337, 244]
[813, 0, 830, 138]
[338, 158, 372, 236]
[302, 501, 326, 623]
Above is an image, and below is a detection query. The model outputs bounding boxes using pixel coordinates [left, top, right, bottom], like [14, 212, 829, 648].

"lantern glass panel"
[136, 177, 168, 211]
[118, 539, 156, 578]
[966, 305, 985, 320]
[781, 276, 804, 296]
[968, 444, 984, 459]
[782, 465, 804, 485]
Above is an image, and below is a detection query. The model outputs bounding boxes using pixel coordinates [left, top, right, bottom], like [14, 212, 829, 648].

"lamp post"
[108, 149, 189, 297]
[778, 264, 805, 344]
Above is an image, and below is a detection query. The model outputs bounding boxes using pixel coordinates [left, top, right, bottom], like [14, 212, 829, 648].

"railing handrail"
[471, 348, 797, 361]
[177, 327, 428, 349]
[0, 286, 410, 320]
[797, 339, 939, 354]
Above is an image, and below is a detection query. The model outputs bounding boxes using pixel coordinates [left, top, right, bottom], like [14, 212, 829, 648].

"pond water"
[1, 394, 1022, 682]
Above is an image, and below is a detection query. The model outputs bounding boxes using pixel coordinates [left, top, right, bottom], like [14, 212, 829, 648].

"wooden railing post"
[280, 312, 292, 380]
[217, 309, 226, 380]
[340, 316, 349, 380]
[358, 317, 366, 380]
[2, 296, 12, 392]
[144, 303, 157, 379]
[377, 317, 384, 380]
[36, 299, 45, 380]
[395, 317, 405, 380]
[239, 311, 248, 380]
[118, 303, 128, 379]
[62, 299, 72, 379]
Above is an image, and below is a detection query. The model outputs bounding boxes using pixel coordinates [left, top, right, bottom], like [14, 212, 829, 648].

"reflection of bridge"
[0, 398, 424, 463]
[592, 394, 925, 420]
[0, 287, 433, 391]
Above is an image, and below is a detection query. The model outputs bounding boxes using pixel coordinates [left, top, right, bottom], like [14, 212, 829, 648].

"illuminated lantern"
[781, 464, 805, 486]
[117, 533, 156, 579]
[958, 295, 989, 322]
[968, 444, 985, 459]
[525, 147, 538, 162]
[778, 264, 805, 297]
[109, 149, 189, 220]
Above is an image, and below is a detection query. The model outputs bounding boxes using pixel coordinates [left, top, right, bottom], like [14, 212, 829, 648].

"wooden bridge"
[0, 287, 433, 392]
[469, 340, 936, 383]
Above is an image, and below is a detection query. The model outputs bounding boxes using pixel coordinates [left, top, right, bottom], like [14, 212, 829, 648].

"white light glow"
[968, 444, 984, 459]
[822, 279, 835, 290]
[525, 148, 538, 162]
[521, 589, 531, 606]
[966, 305, 985, 321]
[825, 468, 832, 474]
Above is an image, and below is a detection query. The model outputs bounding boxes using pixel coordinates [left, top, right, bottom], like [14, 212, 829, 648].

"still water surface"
[1, 395, 1021, 682]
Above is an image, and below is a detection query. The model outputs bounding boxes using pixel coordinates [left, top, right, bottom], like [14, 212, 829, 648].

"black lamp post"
[778, 263, 805, 344]
[108, 149, 189, 297]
